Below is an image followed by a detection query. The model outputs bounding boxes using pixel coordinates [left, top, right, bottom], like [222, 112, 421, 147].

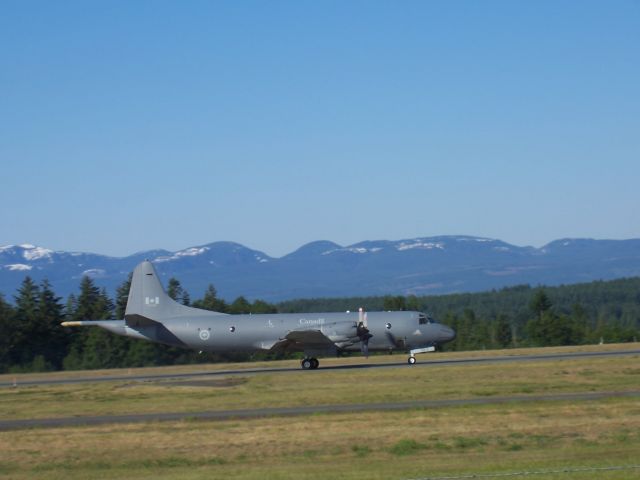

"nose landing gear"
[407, 346, 436, 365]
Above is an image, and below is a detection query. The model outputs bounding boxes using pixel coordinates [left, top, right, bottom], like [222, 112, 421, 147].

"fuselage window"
[418, 314, 427, 325]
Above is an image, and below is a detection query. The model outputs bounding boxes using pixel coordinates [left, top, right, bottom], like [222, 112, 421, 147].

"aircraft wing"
[269, 329, 337, 354]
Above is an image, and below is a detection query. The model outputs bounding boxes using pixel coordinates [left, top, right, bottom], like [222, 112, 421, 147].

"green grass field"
[1, 344, 639, 480]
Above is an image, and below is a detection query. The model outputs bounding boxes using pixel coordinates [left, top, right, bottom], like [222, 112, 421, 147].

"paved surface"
[1, 348, 639, 388]
[1, 390, 638, 431]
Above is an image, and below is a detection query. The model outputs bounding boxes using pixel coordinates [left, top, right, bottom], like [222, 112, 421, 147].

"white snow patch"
[254, 254, 269, 263]
[0, 245, 16, 252]
[493, 246, 510, 252]
[6, 264, 32, 271]
[22, 246, 53, 261]
[82, 268, 106, 277]
[455, 237, 494, 242]
[154, 247, 210, 263]
[563, 241, 571, 246]
[18, 243, 35, 249]
[321, 247, 382, 255]
[177, 247, 209, 257]
[396, 241, 444, 251]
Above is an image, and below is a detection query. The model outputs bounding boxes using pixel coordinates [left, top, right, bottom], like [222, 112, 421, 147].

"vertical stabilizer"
[125, 260, 180, 325]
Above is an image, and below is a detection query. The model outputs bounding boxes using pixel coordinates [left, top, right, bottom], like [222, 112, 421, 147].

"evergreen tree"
[78, 287, 126, 369]
[72, 277, 111, 321]
[525, 288, 585, 346]
[36, 280, 68, 369]
[65, 294, 77, 320]
[64, 277, 121, 370]
[406, 295, 421, 311]
[529, 289, 553, 321]
[115, 273, 132, 319]
[167, 277, 190, 305]
[0, 293, 15, 372]
[493, 314, 512, 348]
[181, 290, 191, 306]
[461, 308, 485, 349]
[229, 296, 251, 314]
[11, 277, 40, 367]
[251, 299, 277, 314]
[383, 295, 407, 311]
[167, 277, 182, 301]
[192, 284, 228, 312]
[526, 311, 579, 346]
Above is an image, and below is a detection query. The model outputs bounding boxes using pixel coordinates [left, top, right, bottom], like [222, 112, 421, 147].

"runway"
[1, 390, 638, 431]
[1, 348, 639, 388]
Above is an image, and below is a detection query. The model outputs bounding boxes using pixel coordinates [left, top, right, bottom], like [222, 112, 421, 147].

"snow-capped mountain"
[1, 236, 639, 301]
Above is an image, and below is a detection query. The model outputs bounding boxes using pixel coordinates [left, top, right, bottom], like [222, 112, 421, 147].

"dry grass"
[0, 399, 638, 479]
[1, 344, 639, 479]
[1, 350, 639, 421]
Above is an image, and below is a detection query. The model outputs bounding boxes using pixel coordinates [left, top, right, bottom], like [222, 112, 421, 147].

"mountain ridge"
[1, 236, 639, 302]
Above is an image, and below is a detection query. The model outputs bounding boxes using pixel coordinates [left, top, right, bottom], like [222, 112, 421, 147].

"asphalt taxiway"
[1, 348, 638, 388]
[2, 349, 639, 431]
[1, 390, 638, 431]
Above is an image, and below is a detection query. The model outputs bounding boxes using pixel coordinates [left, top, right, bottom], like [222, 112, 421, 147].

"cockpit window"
[419, 313, 435, 324]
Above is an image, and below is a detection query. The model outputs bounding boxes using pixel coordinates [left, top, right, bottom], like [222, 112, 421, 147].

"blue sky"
[1, 1, 638, 258]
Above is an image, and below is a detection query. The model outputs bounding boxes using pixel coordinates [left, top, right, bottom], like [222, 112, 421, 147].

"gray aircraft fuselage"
[98, 310, 453, 354]
[63, 261, 456, 368]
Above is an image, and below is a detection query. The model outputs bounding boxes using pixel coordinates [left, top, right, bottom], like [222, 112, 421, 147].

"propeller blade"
[357, 307, 371, 358]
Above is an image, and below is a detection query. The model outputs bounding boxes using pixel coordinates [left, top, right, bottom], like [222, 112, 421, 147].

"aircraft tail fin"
[124, 260, 181, 325]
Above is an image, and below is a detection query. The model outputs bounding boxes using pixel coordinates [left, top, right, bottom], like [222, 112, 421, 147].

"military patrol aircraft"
[62, 260, 456, 369]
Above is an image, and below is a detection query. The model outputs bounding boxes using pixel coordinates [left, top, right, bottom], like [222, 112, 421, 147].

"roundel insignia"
[199, 330, 210, 341]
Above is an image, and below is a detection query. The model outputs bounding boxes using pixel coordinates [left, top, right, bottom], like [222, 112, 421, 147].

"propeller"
[357, 307, 372, 358]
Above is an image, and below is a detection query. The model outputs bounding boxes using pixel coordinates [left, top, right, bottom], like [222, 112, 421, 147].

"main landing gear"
[301, 358, 319, 370]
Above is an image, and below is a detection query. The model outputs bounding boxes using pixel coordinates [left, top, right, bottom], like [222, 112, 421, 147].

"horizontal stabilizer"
[124, 313, 161, 328]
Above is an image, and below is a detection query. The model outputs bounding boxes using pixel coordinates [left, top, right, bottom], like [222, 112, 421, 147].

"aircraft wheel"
[407, 356, 417, 365]
[301, 358, 313, 370]
[310, 358, 319, 369]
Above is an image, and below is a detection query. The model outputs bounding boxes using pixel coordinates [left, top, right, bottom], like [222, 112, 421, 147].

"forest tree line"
[279, 278, 640, 351]
[1, 274, 639, 373]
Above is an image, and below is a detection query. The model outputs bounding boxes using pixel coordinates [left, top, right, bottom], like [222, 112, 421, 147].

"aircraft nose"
[442, 326, 456, 343]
